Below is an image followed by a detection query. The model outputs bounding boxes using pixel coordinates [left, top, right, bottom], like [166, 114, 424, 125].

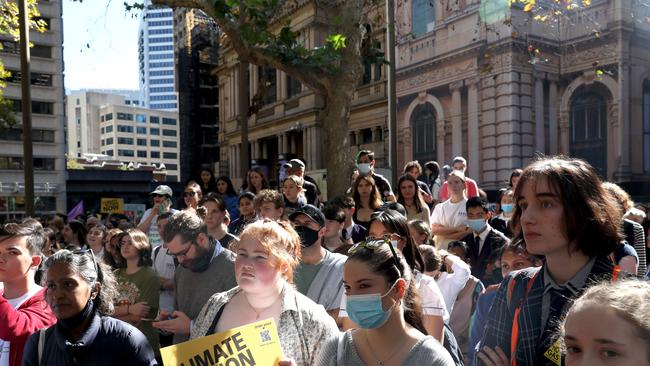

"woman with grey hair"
[22, 250, 157, 365]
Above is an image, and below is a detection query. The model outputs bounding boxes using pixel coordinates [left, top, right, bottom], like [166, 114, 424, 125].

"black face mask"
[184, 239, 215, 273]
[58, 298, 95, 332]
[295, 225, 320, 248]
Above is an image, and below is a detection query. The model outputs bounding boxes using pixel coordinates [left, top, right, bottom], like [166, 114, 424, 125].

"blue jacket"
[22, 313, 157, 366]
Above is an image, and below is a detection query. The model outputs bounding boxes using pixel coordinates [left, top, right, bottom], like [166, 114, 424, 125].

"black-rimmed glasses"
[166, 240, 196, 259]
[348, 235, 402, 276]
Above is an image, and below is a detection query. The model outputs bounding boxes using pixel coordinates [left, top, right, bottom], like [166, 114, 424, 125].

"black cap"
[289, 204, 325, 227]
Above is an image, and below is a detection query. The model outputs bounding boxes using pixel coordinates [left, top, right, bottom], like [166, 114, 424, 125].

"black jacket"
[22, 314, 156, 366]
[463, 228, 509, 283]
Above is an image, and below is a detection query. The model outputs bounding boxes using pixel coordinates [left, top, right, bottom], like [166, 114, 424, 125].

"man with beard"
[290, 205, 346, 322]
[152, 210, 236, 343]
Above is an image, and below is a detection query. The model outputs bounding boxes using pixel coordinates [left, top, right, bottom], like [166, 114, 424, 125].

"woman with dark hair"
[104, 229, 125, 269]
[22, 250, 156, 365]
[242, 168, 270, 194]
[352, 175, 383, 231]
[182, 181, 203, 213]
[508, 168, 523, 190]
[215, 175, 240, 220]
[61, 220, 87, 250]
[476, 156, 623, 366]
[227, 192, 257, 236]
[198, 193, 238, 249]
[42, 227, 60, 257]
[198, 168, 216, 195]
[87, 224, 107, 260]
[341, 210, 449, 344]
[424, 161, 442, 204]
[317, 240, 454, 365]
[112, 229, 160, 358]
[398, 174, 431, 226]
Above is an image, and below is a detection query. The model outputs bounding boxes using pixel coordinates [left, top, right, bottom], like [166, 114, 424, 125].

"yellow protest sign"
[100, 198, 124, 214]
[161, 318, 283, 366]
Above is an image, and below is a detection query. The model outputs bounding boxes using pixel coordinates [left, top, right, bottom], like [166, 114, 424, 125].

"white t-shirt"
[430, 198, 468, 249]
[435, 260, 472, 314]
[338, 271, 449, 322]
[0, 287, 41, 366]
[141, 208, 178, 248]
[152, 246, 176, 312]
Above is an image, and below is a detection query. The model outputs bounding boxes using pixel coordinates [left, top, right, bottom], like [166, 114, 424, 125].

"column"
[278, 71, 287, 100]
[303, 127, 311, 167]
[617, 61, 631, 178]
[480, 77, 498, 186]
[466, 78, 480, 181]
[534, 71, 545, 153]
[250, 65, 258, 102]
[548, 77, 559, 154]
[450, 81, 463, 157]
[290, 133, 296, 154]
[252, 139, 260, 160]
[262, 140, 268, 160]
[355, 130, 363, 146]
[277, 134, 284, 157]
[234, 144, 241, 178]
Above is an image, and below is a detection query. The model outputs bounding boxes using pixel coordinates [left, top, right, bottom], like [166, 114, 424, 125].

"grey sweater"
[315, 330, 455, 366]
[173, 248, 237, 343]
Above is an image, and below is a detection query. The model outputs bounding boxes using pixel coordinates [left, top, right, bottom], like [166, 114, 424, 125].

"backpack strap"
[38, 327, 51, 365]
[336, 332, 346, 365]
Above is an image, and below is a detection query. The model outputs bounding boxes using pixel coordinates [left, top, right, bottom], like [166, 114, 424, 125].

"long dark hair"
[510, 156, 622, 258]
[67, 220, 87, 247]
[369, 209, 424, 273]
[347, 244, 426, 334]
[244, 168, 270, 194]
[397, 174, 425, 214]
[353, 175, 382, 211]
[216, 175, 238, 197]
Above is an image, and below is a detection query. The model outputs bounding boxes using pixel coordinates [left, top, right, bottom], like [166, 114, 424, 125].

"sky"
[62, 0, 141, 92]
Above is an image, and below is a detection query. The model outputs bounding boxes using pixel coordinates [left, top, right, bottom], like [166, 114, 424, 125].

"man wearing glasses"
[152, 211, 236, 344]
[0, 221, 57, 366]
[137, 185, 177, 248]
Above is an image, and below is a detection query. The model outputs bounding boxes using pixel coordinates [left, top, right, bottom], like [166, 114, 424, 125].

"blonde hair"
[232, 219, 301, 283]
[560, 279, 650, 360]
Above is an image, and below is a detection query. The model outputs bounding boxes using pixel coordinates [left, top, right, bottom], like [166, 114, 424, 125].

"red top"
[0, 287, 57, 366]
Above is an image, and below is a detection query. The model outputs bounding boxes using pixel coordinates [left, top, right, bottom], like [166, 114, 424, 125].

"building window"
[136, 114, 147, 123]
[0, 128, 54, 142]
[149, 62, 174, 68]
[162, 129, 177, 137]
[149, 70, 174, 77]
[117, 112, 134, 120]
[150, 116, 160, 124]
[148, 28, 172, 35]
[105, 113, 113, 121]
[163, 152, 177, 159]
[150, 139, 160, 147]
[642, 80, 650, 172]
[165, 163, 178, 170]
[151, 94, 176, 101]
[148, 45, 174, 52]
[411, 102, 437, 163]
[150, 53, 173, 60]
[150, 86, 174, 93]
[105, 125, 113, 133]
[137, 127, 147, 134]
[162, 140, 177, 148]
[118, 149, 134, 157]
[0, 156, 55, 170]
[117, 137, 134, 145]
[570, 91, 607, 176]
[148, 20, 173, 27]
[287, 75, 302, 99]
[150, 78, 174, 85]
[151, 151, 160, 158]
[106, 150, 114, 156]
[148, 37, 173, 44]
[10, 99, 54, 115]
[137, 138, 147, 146]
[117, 125, 133, 133]
[162, 117, 176, 125]
[137, 151, 147, 158]
[150, 103, 177, 109]
[259, 67, 277, 104]
[150, 128, 160, 135]
[105, 137, 114, 145]
[412, 0, 435, 37]
[5, 70, 53, 87]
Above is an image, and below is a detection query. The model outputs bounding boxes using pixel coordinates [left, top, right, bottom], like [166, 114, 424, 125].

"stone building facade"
[216, 1, 388, 192]
[396, 0, 650, 193]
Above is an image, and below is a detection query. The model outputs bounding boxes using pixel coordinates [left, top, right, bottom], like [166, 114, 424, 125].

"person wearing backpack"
[475, 157, 623, 366]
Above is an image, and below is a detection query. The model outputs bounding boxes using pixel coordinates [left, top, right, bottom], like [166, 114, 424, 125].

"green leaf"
[326, 34, 346, 50]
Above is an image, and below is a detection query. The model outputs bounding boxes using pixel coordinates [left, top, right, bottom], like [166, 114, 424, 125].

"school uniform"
[462, 224, 509, 283]
[476, 256, 618, 366]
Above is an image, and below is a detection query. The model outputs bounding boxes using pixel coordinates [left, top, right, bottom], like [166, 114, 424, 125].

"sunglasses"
[348, 235, 402, 277]
[151, 194, 166, 198]
[183, 191, 197, 197]
[72, 248, 99, 277]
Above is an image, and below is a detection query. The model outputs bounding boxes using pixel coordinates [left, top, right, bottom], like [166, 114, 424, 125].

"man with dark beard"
[290, 205, 346, 322]
[152, 211, 236, 343]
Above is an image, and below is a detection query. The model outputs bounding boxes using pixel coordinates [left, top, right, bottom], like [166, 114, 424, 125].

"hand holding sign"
[152, 310, 191, 335]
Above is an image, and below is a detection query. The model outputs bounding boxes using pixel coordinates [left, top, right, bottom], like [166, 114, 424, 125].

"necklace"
[363, 331, 407, 366]
[242, 292, 280, 320]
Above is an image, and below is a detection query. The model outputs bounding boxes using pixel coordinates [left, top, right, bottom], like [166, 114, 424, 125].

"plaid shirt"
[475, 256, 617, 366]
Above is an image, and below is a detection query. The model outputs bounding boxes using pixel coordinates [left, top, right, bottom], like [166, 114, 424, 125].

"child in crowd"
[560, 280, 650, 366]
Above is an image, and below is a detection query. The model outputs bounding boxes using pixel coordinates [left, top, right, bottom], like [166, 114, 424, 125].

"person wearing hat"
[137, 185, 177, 248]
[290, 204, 346, 322]
[431, 170, 472, 250]
[284, 158, 321, 207]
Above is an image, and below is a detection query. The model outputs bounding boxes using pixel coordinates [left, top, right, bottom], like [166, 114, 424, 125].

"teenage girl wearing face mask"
[315, 243, 454, 366]
[490, 189, 514, 238]
[22, 250, 156, 365]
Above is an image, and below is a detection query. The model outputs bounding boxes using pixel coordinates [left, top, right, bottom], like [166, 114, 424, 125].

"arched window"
[643, 80, 650, 172]
[411, 102, 436, 163]
[412, 0, 435, 37]
[570, 91, 607, 176]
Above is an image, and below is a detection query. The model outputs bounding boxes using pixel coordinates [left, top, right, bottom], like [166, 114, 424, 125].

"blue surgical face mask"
[466, 218, 487, 233]
[501, 204, 514, 214]
[346, 281, 398, 329]
[357, 163, 372, 175]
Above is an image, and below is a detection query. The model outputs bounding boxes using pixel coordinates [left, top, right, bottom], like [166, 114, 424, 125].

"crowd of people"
[1, 153, 650, 366]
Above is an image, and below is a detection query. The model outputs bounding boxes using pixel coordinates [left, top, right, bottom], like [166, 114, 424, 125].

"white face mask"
[358, 163, 372, 175]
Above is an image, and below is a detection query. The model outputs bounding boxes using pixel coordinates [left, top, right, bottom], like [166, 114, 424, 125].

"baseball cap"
[448, 170, 466, 182]
[284, 159, 305, 170]
[150, 185, 173, 197]
[289, 204, 325, 227]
